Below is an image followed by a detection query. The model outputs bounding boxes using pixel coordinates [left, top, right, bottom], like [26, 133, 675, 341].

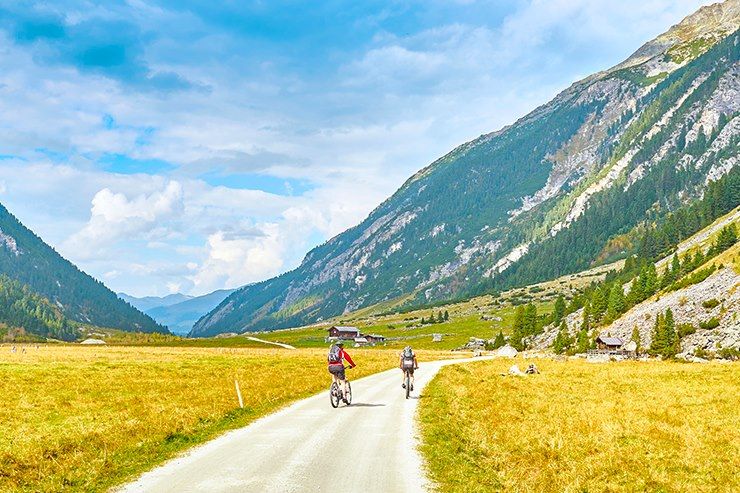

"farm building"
[327, 326, 361, 340]
[365, 334, 386, 343]
[595, 336, 624, 350]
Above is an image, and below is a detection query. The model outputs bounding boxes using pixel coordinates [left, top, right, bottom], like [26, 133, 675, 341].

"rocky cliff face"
[193, 1, 740, 337]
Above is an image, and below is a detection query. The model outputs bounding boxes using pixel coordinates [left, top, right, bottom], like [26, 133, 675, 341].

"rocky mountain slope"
[193, 1, 739, 337]
[0, 203, 166, 335]
[532, 206, 739, 356]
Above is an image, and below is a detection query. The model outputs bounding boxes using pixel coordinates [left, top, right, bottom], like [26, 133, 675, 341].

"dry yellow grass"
[419, 359, 740, 492]
[0, 345, 435, 492]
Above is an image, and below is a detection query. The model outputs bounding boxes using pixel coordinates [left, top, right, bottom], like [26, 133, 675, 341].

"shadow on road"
[347, 403, 386, 407]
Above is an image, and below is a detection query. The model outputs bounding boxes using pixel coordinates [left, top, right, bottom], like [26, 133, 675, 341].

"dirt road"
[120, 356, 486, 492]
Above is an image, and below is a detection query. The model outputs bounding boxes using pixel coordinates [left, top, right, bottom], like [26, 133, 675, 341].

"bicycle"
[329, 366, 352, 408]
[401, 362, 416, 399]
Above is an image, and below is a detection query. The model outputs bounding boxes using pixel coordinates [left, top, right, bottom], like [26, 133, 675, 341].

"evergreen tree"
[650, 312, 665, 356]
[606, 282, 626, 322]
[437, 310, 444, 323]
[552, 295, 566, 326]
[664, 308, 678, 358]
[552, 320, 572, 354]
[523, 303, 538, 336]
[420, 317, 425, 324]
[429, 312, 435, 323]
[443, 310, 449, 321]
[492, 331, 506, 349]
[575, 328, 591, 354]
[510, 305, 527, 351]
[581, 301, 591, 332]
[631, 326, 642, 354]
[671, 253, 680, 277]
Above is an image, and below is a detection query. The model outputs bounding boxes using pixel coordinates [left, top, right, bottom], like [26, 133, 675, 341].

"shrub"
[693, 347, 713, 360]
[701, 299, 720, 309]
[698, 317, 720, 330]
[677, 323, 697, 338]
[717, 347, 740, 361]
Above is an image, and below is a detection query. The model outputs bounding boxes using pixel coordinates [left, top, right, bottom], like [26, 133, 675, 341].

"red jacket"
[329, 347, 355, 367]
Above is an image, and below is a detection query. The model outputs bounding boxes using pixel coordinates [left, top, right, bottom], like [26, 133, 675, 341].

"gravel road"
[119, 356, 487, 493]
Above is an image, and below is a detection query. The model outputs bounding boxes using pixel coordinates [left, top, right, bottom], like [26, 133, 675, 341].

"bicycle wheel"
[344, 381, 352, 406]
[330, 382, 340, 408]
[405, 372, 410, 399]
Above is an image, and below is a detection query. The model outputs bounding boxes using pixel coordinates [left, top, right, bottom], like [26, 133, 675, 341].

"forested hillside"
[194, 1, 739, 337]
[0, 203, 166, 334]
[0, 275, 78, 341]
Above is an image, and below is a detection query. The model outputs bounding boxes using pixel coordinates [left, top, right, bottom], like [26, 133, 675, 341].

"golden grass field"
[419, 359, 740, 493]
[0, 345, 448, 492]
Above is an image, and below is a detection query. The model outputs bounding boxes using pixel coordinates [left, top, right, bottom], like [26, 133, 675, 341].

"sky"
[0, 0, 716, 297]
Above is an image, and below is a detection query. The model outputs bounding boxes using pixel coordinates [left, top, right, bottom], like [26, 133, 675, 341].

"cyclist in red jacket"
[328, 340, 355, 402]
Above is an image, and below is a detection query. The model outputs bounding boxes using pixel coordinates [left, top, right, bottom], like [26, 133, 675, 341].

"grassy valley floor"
[0, 345, 447, 492]
[419, 359, 740, 492]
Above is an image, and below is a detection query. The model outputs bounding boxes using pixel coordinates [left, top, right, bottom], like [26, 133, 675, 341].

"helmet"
[335, 340, 345, 346]
[404, 345, 412, 351]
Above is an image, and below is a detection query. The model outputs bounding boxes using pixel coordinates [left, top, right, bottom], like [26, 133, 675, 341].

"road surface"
[120, 356, 487, 493]
[244, 336, 296, 349]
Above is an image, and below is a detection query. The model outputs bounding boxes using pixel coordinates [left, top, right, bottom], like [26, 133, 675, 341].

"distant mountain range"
[0, 203, 166, 339]
[120, 290, 235, 335]
[193, 1, 740, 337]
[118, 293, 194, 313]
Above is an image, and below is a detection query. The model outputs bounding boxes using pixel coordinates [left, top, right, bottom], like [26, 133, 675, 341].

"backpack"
[328, 344, 342, 364]
[403, 347, 414, 361]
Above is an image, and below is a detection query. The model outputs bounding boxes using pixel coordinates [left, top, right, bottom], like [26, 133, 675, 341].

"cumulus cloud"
[63, 181, 184, 259]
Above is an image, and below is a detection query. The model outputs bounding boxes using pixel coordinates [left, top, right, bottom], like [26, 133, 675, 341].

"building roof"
[354, 337, 368, 343]
[596, 336, 624, 346]
[366, 334, 385, 338]
[329, 326, 360, 334]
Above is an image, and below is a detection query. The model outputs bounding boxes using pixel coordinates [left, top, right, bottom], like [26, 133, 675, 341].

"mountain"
[0, 203, 167, 334]
[193, 1, 740, 337]
[0, 274, 78, 341]
[118, 293, 194, 313]
[138, 290, 235, 335]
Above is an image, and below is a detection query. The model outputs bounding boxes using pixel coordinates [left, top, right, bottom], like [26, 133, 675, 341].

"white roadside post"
[235, 379, 244, 408]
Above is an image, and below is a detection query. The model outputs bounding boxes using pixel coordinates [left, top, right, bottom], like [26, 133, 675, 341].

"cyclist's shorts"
[328, 365, 346, 380]
[403, 367, 415, 375]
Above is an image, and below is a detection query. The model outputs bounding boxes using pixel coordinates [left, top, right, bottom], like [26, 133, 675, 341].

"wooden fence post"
[235, 379, 244, 408]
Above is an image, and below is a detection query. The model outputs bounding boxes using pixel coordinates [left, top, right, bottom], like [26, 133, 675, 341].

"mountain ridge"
[0, 202, 167, 335]
[193, 1, 739, 337]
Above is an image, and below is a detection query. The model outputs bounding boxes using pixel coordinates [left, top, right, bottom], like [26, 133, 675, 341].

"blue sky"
[0, 0, 714, 296]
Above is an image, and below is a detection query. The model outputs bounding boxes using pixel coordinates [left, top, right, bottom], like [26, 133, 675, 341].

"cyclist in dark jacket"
[399, 345, 419, 390]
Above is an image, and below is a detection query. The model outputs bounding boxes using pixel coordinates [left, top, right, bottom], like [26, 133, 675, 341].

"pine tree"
[606, 283, 626, 322]
[420, 317, 425, 325]
[581, 301, 591, 332]
[510, 305, 526, 351]
[553, 320, 572, 354]
[664, 308, 678, 358]
[429, 312, 435, 324]
[631, 326, 641, 354]
[575, 328, 590, 354]
[670, 253, 681, 278]
[437, 311, 444, 323]
[443, 310, 449, 321]
[492, 331, 506, 349]
[553, 295, 566, 326]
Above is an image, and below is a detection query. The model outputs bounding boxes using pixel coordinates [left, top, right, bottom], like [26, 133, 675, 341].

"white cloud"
[63, 181, 184, 259]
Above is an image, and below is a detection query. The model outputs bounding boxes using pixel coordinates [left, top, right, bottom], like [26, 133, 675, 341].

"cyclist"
[399, 345, 419, 390]
[328, 340, 355, 402]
